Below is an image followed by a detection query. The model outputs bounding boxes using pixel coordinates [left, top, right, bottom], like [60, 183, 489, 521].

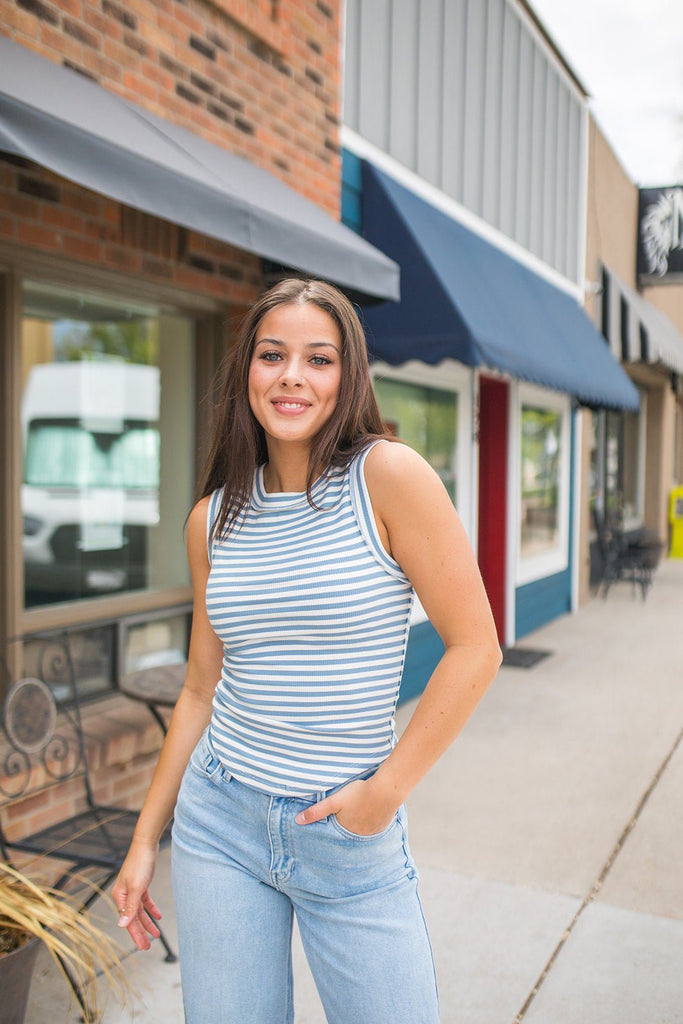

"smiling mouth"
[273, 400, 310, 410]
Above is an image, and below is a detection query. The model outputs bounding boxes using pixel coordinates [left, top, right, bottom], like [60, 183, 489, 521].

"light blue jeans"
[171, 729, 439, 1024]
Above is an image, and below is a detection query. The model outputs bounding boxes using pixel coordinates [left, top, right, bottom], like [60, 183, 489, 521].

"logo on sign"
[639, 188, 683, 278]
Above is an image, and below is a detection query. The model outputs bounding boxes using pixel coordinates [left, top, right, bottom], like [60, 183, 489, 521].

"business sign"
[638, 187, 683, 283]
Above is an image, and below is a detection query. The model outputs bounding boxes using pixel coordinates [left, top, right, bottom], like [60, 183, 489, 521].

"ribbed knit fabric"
[205, 440, 414, 797]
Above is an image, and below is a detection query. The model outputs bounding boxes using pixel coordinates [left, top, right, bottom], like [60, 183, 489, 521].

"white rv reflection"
[22, 362, 160, 600]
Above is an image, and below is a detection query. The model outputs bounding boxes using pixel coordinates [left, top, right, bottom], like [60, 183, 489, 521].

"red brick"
[17, 221, 62, 249]
[102, 35, 139, 70]
[62, 233, 102, 261]
[83, 6, 118, 37]
[62, 188, 102, 218]
[42, 204, 84, 232]
[0, 211, 16, 238]
[40, 22, 82, 63]
[1, 3, 40, 36]
[53, 0, 83, 16]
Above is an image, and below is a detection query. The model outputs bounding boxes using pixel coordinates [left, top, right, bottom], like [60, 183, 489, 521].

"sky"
[530, 0, 683, 186]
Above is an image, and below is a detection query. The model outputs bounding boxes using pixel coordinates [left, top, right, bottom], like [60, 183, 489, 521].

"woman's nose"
[280, 365, 304, 387]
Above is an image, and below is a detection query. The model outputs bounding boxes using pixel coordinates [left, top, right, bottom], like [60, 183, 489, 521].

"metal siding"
[565, 99, 582, 281]
[528, 45, 547, 260]
[462, 0, 487, 215]
[357, 0, 392, 147]
[482, 0, 504, 227]
[542, 67, 559, 266]
[344, 0, 587, 284]
[554, 82, 571, 276]
[389, 0, 419, 168]
[417, 0, 445, 183]
[441, 0, 468, 200]
[514, 25, 534, 249]
[343, 0, 361, 128]
[498, 3, 520, 239]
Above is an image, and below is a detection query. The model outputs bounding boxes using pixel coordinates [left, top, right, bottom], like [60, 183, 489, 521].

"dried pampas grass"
[0, 861, 131, 1021]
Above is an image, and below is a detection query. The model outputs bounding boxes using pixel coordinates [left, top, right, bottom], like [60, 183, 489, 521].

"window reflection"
[520, 405, 561, 558]
[22, 282, 194, 608]
[373, 377, 458, 504]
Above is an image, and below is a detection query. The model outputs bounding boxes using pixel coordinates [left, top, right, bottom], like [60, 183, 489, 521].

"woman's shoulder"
[363, 440, 451, 518]
[363, 438, 435, 486]
[188, 493, 213, 526]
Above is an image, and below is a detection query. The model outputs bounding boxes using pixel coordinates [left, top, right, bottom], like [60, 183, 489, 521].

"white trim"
[516, 384, 572, 586]
[341, 126, 584, 301]
[571, 408, 582, 613]
[506, 379, 519, 648]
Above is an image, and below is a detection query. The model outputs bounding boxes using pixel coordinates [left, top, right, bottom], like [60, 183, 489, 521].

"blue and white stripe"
[205, 441, 414, 797]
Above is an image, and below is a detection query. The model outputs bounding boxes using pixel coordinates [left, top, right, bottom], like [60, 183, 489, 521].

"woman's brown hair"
[197, 278, 389, 541]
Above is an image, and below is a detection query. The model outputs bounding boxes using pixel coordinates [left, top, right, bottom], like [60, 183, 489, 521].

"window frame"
[515, 383, 572, 586]
[370, 358, 474, 536]
[0, 249, 226, 640]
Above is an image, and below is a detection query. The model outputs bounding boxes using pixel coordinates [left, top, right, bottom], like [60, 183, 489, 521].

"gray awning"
[0, 37, 399, 302]
[601, 264, 683, 375]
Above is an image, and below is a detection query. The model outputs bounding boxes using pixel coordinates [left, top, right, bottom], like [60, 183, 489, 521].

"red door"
[477, 377, 509, 644]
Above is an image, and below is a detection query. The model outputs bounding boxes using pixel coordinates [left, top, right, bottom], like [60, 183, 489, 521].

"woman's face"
[248, 302, 343, 449]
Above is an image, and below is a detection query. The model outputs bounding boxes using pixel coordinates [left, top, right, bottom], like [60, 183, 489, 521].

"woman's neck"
[262, 443, 313, 493]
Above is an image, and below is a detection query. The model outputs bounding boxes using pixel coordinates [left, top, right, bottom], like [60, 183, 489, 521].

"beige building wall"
[581, 116, 678, 602]
[579, 117, 638, 604]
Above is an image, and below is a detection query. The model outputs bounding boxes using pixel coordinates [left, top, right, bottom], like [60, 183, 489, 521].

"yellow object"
[669, 487, 683, 558]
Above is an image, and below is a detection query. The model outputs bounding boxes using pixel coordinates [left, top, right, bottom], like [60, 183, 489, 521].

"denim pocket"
[188, 728, 231, 785]
[328, 809, 400, 842]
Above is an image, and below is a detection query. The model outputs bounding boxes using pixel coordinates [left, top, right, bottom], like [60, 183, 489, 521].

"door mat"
[501, 646, 552, 669]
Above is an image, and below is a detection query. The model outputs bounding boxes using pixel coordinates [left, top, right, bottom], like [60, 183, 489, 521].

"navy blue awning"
[361, 163, 639, 411]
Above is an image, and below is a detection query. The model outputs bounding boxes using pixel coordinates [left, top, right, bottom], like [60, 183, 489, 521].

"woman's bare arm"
[297, 442, 502, 835]
[112, 496, 223, 949]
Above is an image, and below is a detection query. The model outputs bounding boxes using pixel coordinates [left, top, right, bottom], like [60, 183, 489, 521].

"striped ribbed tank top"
[205, 440, 414, 797]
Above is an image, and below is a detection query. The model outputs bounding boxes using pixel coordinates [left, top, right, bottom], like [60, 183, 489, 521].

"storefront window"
[373, 377, 458, 504]
[21, 282, 194, 608]
[591, 402, 644, 529]
[520, 405, 562, 559]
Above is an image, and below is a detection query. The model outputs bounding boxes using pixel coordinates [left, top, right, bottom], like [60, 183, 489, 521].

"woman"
[113, 278, 501, 1023]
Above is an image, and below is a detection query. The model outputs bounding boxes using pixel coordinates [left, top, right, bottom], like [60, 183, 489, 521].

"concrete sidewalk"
[26, 559, 683, 1023]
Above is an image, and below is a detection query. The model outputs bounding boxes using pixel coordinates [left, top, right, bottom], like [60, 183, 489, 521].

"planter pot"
[0, 936, 41, 1024]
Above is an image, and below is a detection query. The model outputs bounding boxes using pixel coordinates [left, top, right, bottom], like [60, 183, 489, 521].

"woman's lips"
[271, 399, 311, 414]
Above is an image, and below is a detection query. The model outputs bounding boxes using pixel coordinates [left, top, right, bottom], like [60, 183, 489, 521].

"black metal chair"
[0, 630, 176, 1018]
[592, 509, 663, 600]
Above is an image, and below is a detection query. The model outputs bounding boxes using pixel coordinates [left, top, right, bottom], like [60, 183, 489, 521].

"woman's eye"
[259, 350, 282, 362]
[310, 355, 331, 366]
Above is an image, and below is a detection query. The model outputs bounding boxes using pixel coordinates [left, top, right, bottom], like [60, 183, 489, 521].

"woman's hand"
[112, 840, 162, 951]
[295, 776, 399, 837]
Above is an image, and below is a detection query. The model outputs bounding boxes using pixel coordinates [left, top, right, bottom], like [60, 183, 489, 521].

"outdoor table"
[119, 662, 186, 735]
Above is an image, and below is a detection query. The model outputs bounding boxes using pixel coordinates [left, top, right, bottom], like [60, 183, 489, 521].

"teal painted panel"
[342, 149, 362, 232]
[398, 619, 444, 705]
[515, 569, 571, 639]
[342, 148, 363, 188]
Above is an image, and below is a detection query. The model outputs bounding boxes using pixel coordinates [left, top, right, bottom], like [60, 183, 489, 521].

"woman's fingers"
[295, 778, 398, 835]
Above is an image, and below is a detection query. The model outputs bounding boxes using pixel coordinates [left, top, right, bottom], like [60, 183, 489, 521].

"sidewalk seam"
[511, 723, 683, 1024]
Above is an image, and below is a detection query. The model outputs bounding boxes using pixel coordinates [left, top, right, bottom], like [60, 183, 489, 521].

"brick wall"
[0, 0, 342, 219]
[0, 154, 264, 303]
[1, 696, 165, 865]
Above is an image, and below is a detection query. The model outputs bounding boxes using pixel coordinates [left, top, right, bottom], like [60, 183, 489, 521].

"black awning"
[361, 163, 639, 410]
[0, 38, 399, 302]
[601, 264, 683, 374]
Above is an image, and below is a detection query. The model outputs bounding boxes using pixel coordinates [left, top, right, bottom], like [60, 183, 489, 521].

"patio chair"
[592, 509, 663, 600]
